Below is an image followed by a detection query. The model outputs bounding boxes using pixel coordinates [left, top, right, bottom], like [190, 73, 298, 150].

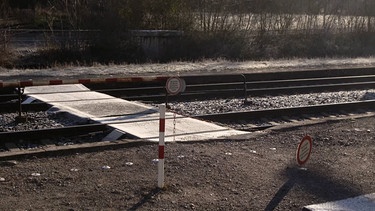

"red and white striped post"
[158, 104, 166, 188]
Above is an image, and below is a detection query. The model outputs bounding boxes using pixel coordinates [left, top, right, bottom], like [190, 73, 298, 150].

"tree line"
[2, 0, 375, 30]
[1, 0, 375, 67]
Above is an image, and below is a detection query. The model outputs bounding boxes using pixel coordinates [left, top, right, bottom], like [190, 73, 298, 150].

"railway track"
[1, 68, 375, 157]
[87, 70, 375, 102]
[2, 71, 375, 109]
[196, 100, 375, 131]
[1, 99, 375, 158]
[1, 67, 375, 101]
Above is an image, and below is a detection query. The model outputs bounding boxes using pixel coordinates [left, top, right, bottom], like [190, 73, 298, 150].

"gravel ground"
[0, 115, 374, 210]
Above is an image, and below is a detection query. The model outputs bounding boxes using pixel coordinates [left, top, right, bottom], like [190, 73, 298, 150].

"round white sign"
[166, 77, 185, 95]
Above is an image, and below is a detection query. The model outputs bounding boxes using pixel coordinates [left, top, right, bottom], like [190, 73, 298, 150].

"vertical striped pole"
[158, 104, 166, 188]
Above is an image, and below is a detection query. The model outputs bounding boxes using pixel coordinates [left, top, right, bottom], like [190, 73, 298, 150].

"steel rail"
[93, 73, 375, 98]
[94, 80, 375, 101]
[97, 74, 375, 91]
[244, 74, 375, 87]
[195, 100, 375, 122]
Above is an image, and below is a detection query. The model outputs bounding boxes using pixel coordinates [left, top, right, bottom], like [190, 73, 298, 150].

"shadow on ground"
[128, 188, 162, 211]
[265, 165, 363, 211]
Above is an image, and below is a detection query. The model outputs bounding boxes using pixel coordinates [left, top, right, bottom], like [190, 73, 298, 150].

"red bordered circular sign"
[296, 135, 312, 166]
[166, 77, 186, 95]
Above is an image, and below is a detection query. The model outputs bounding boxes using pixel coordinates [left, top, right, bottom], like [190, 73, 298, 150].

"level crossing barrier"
[0, 76, 168, 88]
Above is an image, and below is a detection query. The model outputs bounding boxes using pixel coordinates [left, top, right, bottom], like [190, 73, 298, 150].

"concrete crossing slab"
[303, 193, 375, 211]
[94, 112, 247, 142]
[24, 84, 90, 94]
[25, 85, 153, 118]
[25, 84, 249, 142]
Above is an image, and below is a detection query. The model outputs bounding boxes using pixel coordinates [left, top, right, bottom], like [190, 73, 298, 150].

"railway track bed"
[1, 68, 375, 158]
[1, 97, 375, 159]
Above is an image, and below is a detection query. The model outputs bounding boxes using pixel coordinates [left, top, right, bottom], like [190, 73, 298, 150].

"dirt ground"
[0, 113, 374, 210]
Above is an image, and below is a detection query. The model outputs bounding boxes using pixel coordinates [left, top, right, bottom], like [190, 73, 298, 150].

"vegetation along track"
[1, 67, 375, 157]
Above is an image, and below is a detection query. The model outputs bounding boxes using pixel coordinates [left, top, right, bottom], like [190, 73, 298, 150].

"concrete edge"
[303, 192, 375, 211]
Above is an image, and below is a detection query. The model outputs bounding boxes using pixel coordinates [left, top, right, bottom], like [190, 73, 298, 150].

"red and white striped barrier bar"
[158, 104, 166, 189]
[0, 76, 168, 88]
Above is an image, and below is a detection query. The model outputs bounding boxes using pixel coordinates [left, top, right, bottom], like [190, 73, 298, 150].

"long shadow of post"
[128, 188, 161, 211]
[265, 177, 297, 211]
[264, 165, 364, 211]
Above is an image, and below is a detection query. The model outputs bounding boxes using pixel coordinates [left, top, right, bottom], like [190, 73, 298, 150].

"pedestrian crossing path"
[24, 84, 249, 142]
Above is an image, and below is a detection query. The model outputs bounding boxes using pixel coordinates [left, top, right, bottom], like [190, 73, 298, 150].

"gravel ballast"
[169, 90, 375, 116]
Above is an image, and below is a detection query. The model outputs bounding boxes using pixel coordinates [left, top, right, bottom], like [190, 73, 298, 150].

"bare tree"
[0, 0, 10, 18]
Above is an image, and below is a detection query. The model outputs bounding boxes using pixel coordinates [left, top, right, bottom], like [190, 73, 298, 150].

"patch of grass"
[13, 43, 144, 69]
